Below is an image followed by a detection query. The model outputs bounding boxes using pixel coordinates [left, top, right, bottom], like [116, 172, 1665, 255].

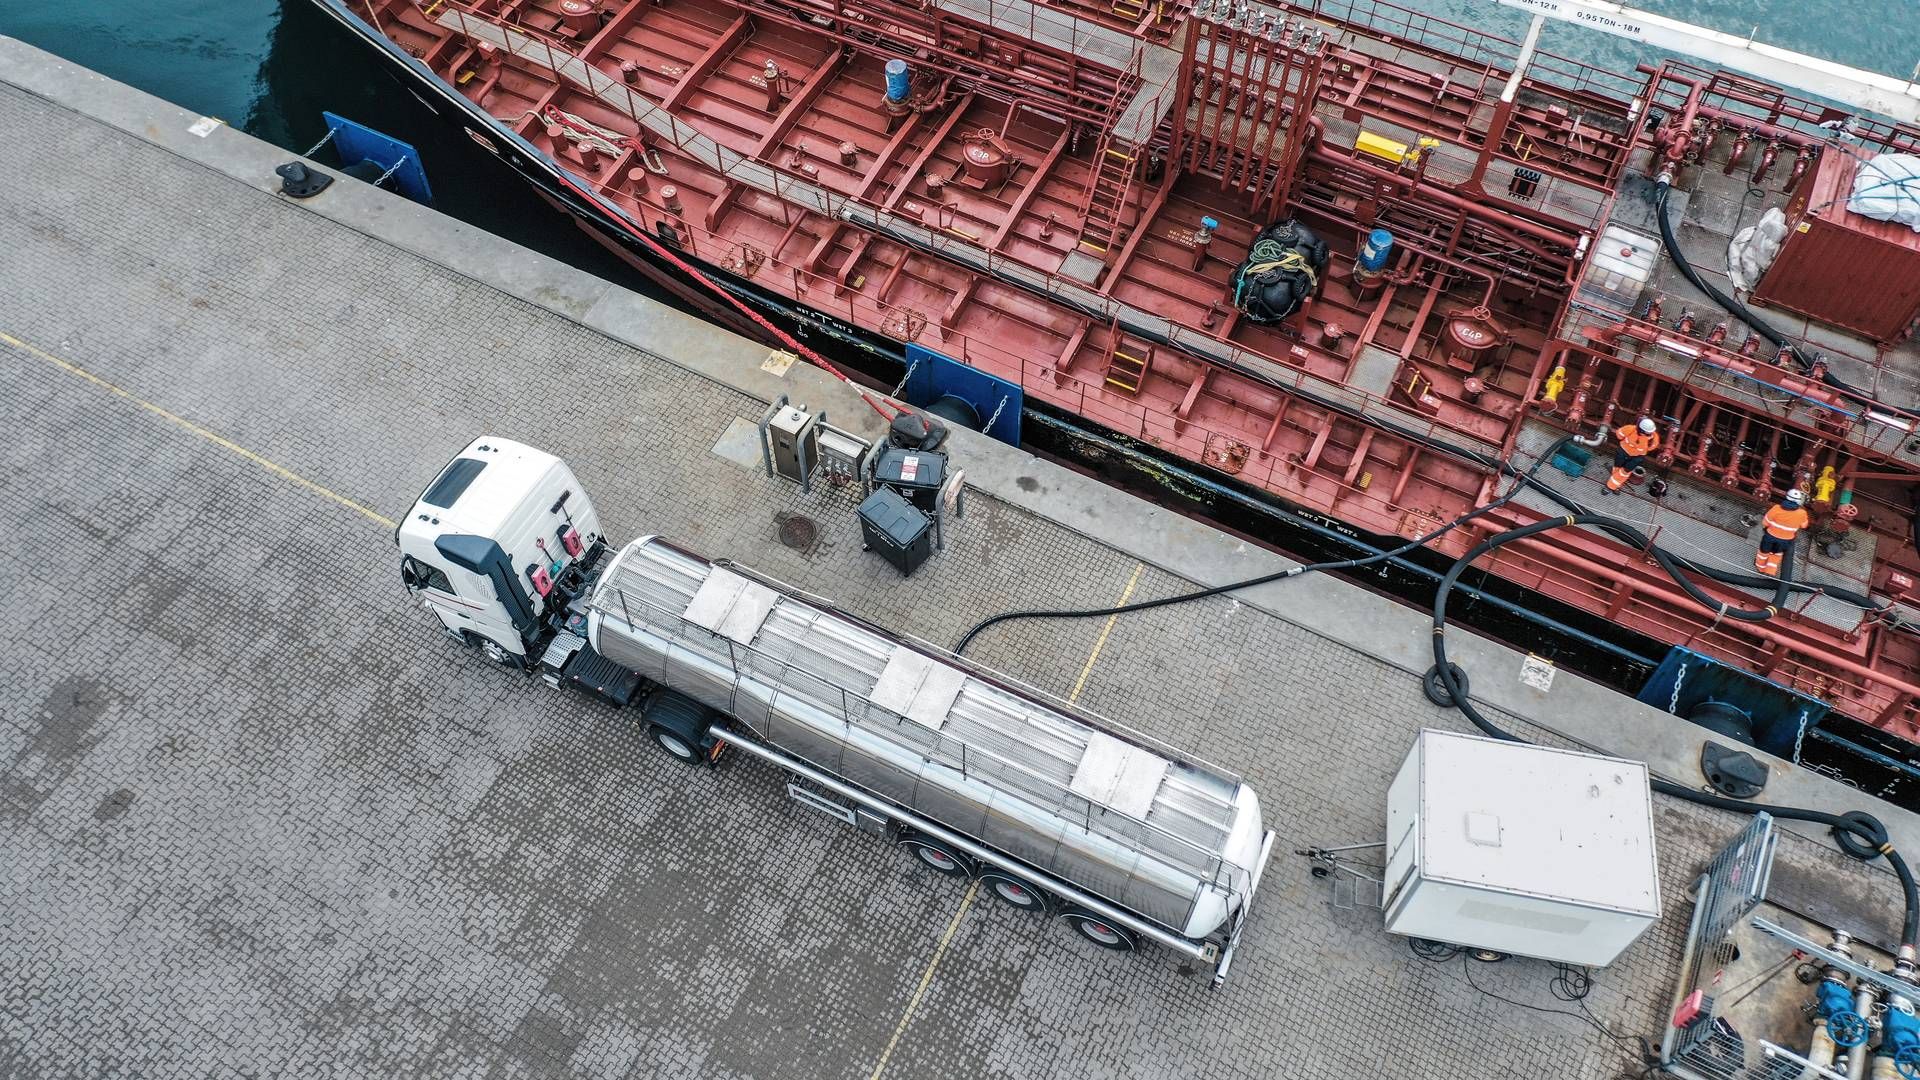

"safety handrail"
[593, 555, 1242, 878]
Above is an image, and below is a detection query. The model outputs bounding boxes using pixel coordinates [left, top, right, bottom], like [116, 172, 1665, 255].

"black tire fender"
[640, 689, 716, 765]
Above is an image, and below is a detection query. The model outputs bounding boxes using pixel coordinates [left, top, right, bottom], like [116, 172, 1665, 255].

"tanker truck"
[395, 436, 1277, 984]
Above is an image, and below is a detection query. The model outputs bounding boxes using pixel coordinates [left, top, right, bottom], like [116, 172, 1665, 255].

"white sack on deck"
[1848, 153, 1920, 232]
[1727, 207, 1788, 292]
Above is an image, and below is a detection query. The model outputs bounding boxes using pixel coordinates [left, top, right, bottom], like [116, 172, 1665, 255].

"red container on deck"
[1752, 150, 1920, 344]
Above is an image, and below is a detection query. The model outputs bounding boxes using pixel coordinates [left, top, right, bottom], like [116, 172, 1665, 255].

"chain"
[891, 356, 921, 399]
[301, 126, 339, 158]
[983, 394, 1010, 435]
[1792, 708, 1810, 764]
[373, 154, 411, 188]
[1669, 660, 1687, 715]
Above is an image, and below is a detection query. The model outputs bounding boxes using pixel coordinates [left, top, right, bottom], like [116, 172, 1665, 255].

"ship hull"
[308, 0, 911, 373]
[304, 0, 1920, 802]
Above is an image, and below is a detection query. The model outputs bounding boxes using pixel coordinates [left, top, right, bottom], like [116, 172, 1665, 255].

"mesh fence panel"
[1665, 814, 1781, 1079]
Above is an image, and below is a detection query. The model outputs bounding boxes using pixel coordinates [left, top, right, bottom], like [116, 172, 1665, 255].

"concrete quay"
[0, 35, 1911, 1080]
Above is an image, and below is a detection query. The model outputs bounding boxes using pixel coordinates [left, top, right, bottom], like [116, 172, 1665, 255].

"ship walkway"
[2, 35, 1916, 1080]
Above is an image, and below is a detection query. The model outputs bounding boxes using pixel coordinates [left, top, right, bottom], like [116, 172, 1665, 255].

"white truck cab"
[395, 436, 603, 664]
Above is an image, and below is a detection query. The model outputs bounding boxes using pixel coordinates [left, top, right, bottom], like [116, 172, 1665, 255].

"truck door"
[402, 555, 494, 641]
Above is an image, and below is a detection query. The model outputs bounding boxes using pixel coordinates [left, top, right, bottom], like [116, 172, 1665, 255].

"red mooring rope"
[551, 168, 901, 421]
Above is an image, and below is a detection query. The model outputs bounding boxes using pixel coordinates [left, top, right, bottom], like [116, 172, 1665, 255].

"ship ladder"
[1078, 136, 1140, 258]
[1103, 326, 1151, 395]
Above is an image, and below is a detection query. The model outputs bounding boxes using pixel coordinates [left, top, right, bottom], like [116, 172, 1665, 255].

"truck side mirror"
[401, 558, 423, 591]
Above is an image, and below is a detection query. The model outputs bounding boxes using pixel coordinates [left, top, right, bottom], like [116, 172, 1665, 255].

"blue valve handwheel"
[1829, 1011, 1869, 1048]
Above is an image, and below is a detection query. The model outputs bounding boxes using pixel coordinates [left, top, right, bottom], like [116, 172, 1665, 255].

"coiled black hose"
[1429, 516, 1920, 948]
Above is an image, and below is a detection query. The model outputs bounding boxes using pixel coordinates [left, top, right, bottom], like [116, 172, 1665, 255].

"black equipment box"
[858, 487, 934, 576]
[872, 447, 946, 513]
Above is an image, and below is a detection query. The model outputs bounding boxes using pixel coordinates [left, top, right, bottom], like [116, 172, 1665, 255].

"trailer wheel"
[979, 872, 1048, 913]
[900, 836, 973, 878]
[1062, 911, 1136, 952]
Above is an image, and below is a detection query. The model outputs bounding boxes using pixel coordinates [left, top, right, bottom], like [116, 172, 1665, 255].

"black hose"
[1652, 180, 1877, 404]
[954, 417, 1920, 940]
[1429, 516, 1920, 948]
[951, 437, 1575, 655]
[1516, 466, 1891, 613]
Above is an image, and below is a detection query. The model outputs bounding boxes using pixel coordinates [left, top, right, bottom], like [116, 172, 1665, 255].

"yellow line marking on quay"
[866, 880, 980, 1080]
[868, 560, 1146, 1080]
[0, 329, 396, 529]
[1070, 561, 1145, 701]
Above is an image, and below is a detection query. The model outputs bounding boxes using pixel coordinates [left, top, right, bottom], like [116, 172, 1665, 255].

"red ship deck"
[354, 0, 1920, 748]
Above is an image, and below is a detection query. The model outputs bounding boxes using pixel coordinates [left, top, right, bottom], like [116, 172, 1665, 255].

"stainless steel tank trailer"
[394, 436, 1278, 984]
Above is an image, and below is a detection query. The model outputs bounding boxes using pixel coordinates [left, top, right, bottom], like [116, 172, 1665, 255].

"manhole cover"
[775, 512, 819, 552]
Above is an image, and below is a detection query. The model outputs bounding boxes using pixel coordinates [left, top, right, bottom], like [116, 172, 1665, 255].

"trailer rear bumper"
[1212, 828, 1278, 988]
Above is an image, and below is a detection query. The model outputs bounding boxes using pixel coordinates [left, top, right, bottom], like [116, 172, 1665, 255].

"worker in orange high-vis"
[1755, 488, 1810, 577]
[1608, 417, 1662, 492]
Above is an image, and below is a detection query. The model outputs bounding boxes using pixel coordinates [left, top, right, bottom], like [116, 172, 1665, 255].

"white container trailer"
[1382, 729, 1661, 967]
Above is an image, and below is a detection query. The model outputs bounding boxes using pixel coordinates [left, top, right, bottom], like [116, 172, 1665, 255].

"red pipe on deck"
[1308, 142, 1583, 265]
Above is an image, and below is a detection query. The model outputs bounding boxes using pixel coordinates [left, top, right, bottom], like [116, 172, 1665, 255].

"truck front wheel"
[649, 726, 701, 763]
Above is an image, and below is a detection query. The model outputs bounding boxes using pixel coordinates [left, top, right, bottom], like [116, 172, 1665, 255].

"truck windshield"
[421, 457, 486, 509]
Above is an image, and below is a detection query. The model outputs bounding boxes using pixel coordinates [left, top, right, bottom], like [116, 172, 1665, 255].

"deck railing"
[1293, 0, 1643, 103]
[414, 0, 1920, 743]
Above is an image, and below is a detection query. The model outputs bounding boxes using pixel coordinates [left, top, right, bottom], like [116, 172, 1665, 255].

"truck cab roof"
[397, 436, 566, 547]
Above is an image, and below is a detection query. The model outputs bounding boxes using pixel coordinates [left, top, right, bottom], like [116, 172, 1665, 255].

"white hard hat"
[1637, 417, 1657, 434]
[1785, 487, 1806, 504]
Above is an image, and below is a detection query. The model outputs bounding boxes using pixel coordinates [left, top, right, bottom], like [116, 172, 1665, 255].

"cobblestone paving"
[0, 81, 1896, 1079]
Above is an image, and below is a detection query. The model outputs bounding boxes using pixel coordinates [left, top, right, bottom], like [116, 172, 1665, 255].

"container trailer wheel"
[978, 871, 1050, 913]
[1061, 911, 1137, 952]
[899, 834, 974, 878]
